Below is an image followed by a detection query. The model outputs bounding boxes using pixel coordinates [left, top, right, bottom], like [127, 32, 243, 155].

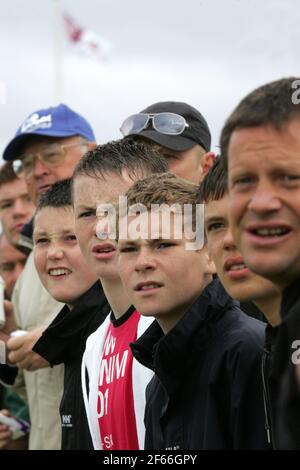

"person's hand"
[7, 327, 49, 371]
[0, 300, 17, 344]
[0, 409, 12, 450]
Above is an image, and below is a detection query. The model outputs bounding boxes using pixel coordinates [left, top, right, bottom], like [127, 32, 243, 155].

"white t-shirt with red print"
[97, 309, 140, 450]
[82, 307, 154, 450]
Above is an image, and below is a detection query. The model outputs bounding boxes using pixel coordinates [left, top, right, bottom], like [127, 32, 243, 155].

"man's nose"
[135, 249, 156, 272]
[248, 182, 282, 214]
[32, 156, 50, 178]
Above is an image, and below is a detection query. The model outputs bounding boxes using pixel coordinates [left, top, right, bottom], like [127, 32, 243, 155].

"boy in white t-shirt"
[72, 139, 167, 449]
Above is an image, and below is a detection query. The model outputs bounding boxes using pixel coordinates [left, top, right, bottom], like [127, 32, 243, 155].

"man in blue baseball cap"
[0, 103, 96, 450]
[3, 103, 96, 205]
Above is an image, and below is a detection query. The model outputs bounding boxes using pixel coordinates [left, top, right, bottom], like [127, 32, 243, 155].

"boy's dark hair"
[0, 162, 18, 188]
[37, 178, 72, 212]
[220, 77, 300, 168]
[196, 157, 227, 203]
[72, 138, 168, 181]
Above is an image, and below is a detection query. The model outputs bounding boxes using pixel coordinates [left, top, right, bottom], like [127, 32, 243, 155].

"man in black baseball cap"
[120, 101, 215, 183]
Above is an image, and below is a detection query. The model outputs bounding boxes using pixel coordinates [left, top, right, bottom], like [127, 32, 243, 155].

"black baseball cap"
[132, 101, 211, 152]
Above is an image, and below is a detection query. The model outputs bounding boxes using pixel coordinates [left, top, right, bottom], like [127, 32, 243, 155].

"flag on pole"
[63, 12, 112, 61]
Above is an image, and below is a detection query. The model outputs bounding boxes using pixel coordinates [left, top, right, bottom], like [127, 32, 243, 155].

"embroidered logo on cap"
[21, 113, 52, 133]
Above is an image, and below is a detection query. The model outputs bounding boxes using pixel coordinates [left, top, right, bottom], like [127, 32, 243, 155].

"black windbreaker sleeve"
[224, 329, 271, 449]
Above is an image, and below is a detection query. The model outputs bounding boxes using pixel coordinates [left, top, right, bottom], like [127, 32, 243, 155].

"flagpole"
[53, 0, 63, 103]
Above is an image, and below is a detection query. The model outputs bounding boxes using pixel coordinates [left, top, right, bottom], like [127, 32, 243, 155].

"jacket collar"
[33, 280, 109, 364]
[281, 276, 300, 319]
[50, 280, 108, 338]
[131, 278, 239, 393]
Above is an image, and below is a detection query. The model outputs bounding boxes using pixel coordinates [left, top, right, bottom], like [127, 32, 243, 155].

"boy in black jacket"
[198, 157, 282, 448]
[118, 172, 269, 450]
[32, 179, 109, 449]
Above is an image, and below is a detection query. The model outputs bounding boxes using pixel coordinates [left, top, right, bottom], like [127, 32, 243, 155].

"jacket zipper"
[261, 347, 274, 447]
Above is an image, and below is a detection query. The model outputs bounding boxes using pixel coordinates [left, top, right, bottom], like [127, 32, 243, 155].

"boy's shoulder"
[217, 311, 265, 363]
[198, 277, 265, 324]
[33, 282, 110, 365]
[190, 277, 266, 355]
[52, 281, 109, 334]
[83, 308, 154, 379]
[133, 279, 265, 369]
[85, 307, 153, 350]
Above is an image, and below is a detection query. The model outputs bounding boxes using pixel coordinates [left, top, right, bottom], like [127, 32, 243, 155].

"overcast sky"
[0, 0, 299, 157]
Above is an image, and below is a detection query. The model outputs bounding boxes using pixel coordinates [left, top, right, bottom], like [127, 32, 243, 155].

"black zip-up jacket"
[33, 281, 109, 450]
[261, 323, 279, 448]
[0, 384, 5, 408]
[131, 278, 270, 450]
[271, 277, 300, 449]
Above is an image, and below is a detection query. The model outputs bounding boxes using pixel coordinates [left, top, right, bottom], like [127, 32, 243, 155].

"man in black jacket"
[221, 76, 300, 449]
[118, 172, 269, 449]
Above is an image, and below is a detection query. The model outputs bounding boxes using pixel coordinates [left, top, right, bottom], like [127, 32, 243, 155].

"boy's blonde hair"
[115, 172, 202, 243]
[125, 172, 198, 208]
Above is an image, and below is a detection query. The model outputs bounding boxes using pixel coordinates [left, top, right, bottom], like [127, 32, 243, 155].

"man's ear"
[199, 152, 216, 180]
[205, 252, 217, 275]
[195, 246, 217, 275]
[87, 141, 97, 151]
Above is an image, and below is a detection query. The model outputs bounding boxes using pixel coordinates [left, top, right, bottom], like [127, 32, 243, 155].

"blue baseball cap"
[3, 103, 96, 161]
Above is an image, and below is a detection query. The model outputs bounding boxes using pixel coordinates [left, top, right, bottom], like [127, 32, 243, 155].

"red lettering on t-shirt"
[97, 310, 140, 450]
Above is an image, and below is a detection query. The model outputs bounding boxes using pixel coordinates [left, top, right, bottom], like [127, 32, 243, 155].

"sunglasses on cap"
[120, 113, 189, 137]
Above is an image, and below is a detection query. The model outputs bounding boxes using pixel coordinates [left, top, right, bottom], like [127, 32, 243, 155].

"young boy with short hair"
[197, 157, 281, 327]
[197, 157, 281, 447]
[32, 179, 109, 450]
[72, 139, 168, 449]
[118, 171, 270, 449]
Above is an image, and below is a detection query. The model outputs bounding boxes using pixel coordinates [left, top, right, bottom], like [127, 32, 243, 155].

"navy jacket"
[33, 281, 109, 450]
[131, 278, 269, 450]
[272, 277, 300, 449]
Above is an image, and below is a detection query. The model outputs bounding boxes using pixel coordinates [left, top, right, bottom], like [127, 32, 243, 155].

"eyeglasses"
[120, 112, 189, 137]
[13, 141, 88, 178]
